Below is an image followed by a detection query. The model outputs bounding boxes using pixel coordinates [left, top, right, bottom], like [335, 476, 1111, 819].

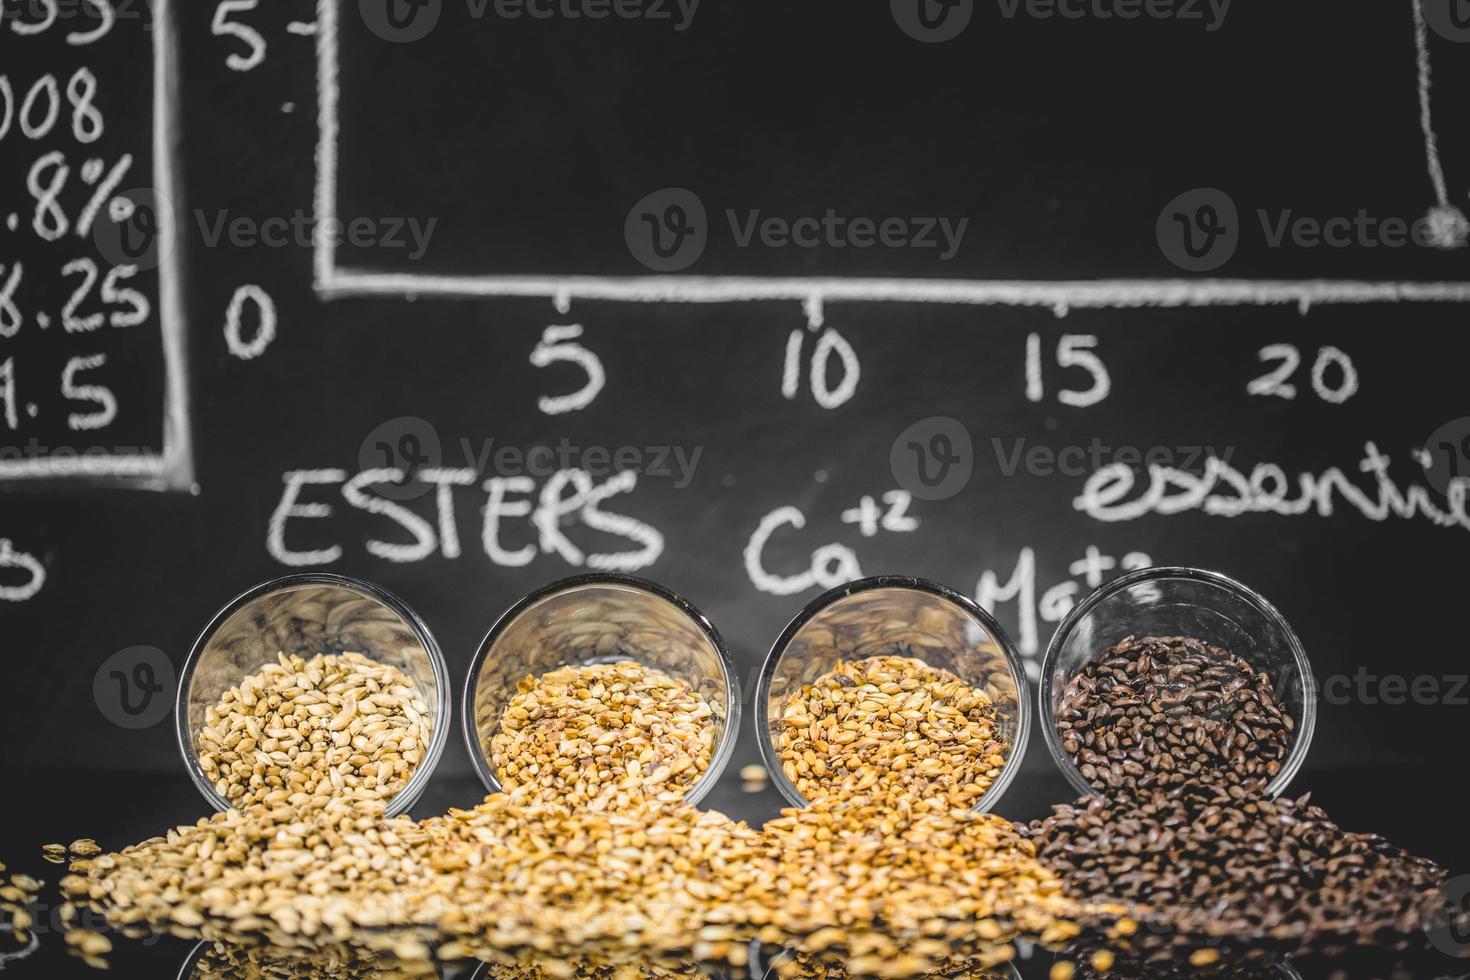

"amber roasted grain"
[773, 655, 1007, 810]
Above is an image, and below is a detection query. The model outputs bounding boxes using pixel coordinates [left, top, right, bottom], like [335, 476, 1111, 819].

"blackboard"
[3, 0, 1470, 974]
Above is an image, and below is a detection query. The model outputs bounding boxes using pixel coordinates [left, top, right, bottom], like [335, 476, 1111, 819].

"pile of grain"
[477, 961, 708, 980]
[1054, 636, 1294, 794]
[60, 650, 443, 963]
[59, 660, 749, 971]
[1029, 783, 1457, 958]
[0, 862, 43, 964]
[1032, 634, 1463, 959]
[186, 940, 431, 980]
[773, 655, 1007, 811]
[754, 798, 1096, 976]
[59, 798, 438, 956]
[409, 789, 767, 966]
[489, 661, 716, 809]
[766, 949, 1014, 980]
[197, 652, 432, 811]
[1048, 946, 1288, 979]
[56, 652, 1101, 977]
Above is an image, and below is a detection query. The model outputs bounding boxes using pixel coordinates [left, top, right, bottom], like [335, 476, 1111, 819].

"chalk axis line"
[0, 0, 194, 491]
[314, 0, 1470, 317]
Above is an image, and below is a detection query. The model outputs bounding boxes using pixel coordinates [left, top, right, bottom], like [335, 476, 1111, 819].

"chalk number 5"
[213, 0, 267, 71]
[532, 324, 605, 415]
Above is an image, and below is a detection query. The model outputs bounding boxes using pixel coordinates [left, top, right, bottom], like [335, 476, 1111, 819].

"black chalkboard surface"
[3, 0, 1470, 975]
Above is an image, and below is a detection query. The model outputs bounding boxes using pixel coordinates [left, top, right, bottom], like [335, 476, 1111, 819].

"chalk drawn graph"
[314, 0, 1470, 318]
[7, 0, 1465, 490]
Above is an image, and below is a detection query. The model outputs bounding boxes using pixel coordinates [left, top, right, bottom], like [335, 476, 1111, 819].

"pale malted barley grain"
[196, 651, 432, 812]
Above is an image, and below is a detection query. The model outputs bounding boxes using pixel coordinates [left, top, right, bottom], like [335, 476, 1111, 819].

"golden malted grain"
[54, 631, 1099, 979]
[489, 661, 716, 809]
[773, 655, 1008, 810]
[752, 797, 1090, 975]
[196, 651, 432, 811]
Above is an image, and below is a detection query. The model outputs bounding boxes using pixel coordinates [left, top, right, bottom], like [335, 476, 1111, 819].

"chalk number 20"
[1249, 344, 1358, 404]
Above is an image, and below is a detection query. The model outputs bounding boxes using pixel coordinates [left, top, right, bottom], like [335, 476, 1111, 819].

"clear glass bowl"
[174, 573, 452, 818]
[1040, 566, 1316, 800]
[462, 574, 741, 808]
[754, 575, 1030, 813]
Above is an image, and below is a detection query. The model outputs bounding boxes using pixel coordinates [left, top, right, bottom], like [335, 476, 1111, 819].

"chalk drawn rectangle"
[0, 0, 193, 492]
[316, 0, 1470, 311]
